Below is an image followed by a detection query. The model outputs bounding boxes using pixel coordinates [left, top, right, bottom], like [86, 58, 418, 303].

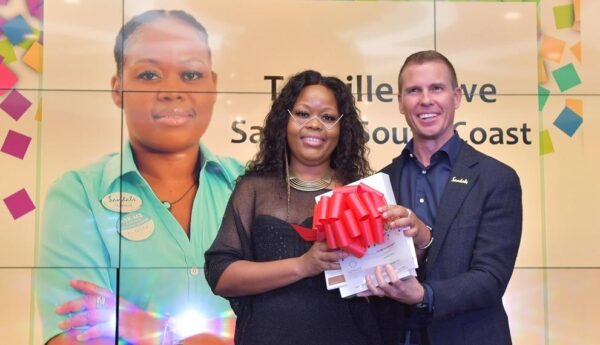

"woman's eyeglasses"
[287, 109, 344, 130]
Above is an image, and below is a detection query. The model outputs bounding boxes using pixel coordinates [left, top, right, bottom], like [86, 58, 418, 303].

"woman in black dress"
[205, 70, 380, 345]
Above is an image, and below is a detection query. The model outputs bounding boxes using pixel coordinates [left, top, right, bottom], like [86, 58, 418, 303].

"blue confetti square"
[3, 15, 32, 45]
[553, 107, 583, 137]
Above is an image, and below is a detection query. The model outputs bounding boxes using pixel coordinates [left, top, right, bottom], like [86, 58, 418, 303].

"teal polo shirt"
[36, 142, 243, 343]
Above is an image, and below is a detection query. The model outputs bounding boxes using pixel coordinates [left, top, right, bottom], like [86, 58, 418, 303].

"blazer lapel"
[385, 154, 408, 204]
[426, 143, 480, 272]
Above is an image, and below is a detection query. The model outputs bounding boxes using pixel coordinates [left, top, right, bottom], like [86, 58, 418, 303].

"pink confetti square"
[1, 89, 32, 121]
[0, 64, 18, 96]
[27, 0, 43, 21]
[1, 129, 31, 159]
[3, 188, 36, 220]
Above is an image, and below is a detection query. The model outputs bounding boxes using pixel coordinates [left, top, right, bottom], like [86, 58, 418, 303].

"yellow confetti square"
[538, 59, 548, 84]
[565, 99, 583, 116]
[0, 38, 17, 64]
[540, 130, 554, 156]
[570, 41, 581, 63]
[34, 101, 43, 122]
[22, 41, 43, 73]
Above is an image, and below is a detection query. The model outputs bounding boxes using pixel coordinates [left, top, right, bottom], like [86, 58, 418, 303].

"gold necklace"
[161, 181, 197, 211]
[288, 171, 332, 192]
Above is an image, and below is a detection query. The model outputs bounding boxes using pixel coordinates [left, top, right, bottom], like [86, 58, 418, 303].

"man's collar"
[401, 132, 462, 166]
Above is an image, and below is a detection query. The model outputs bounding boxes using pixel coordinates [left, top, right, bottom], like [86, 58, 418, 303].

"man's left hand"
[358, 264, 424, 304]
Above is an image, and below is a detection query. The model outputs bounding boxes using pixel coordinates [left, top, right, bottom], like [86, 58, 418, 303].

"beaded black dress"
[205, 175, 381, 345]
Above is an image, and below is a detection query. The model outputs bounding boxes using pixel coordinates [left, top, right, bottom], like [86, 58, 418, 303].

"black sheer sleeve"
[205, 173, 316, 293]
[205, 175, 257, 293]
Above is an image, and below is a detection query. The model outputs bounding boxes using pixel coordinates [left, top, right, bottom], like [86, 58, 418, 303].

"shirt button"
[419, 198, 425, 204]
[190, 267, 199, 276]
[421, 170, 427, 175]
[409, 153, 414, 158]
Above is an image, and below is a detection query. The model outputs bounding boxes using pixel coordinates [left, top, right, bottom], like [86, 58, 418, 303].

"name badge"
[102, 192, 143, 213]
[119, 212, 154, 241]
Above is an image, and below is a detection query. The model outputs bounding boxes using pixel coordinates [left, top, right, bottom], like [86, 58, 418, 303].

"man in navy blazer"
[363, 51, 522, 345]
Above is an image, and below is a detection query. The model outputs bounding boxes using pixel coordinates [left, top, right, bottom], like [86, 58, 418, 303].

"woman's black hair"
[246, 70, 372, 184]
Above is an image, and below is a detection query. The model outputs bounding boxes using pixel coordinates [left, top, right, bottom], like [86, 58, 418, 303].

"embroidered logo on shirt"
[450, 176, 468, 185]
[102, 192, 142, 213]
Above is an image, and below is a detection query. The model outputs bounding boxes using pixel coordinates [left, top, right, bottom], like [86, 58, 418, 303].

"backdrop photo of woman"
[205, 70, 382, 345]
[36, 10, 243, 345]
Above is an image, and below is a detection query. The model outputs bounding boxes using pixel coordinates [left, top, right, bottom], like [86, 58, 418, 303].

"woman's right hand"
[298, 241, 346, 278]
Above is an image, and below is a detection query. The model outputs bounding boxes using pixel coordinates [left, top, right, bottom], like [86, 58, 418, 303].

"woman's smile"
[300, 134, 327, 147]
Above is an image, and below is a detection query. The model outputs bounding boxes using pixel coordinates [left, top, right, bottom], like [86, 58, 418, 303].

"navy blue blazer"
[376, 141, 522, 345]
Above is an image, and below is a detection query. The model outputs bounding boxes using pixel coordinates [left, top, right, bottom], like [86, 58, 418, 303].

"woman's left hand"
[55, 279, 164, 343]
[298, 241, 346, 278]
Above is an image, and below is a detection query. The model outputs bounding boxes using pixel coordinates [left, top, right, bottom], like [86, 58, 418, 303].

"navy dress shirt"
[398, 133, 462, 345]
[399, 133, 461, 229]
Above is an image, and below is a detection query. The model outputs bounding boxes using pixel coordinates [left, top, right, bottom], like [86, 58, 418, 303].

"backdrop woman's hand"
[55, 279, 165, 344]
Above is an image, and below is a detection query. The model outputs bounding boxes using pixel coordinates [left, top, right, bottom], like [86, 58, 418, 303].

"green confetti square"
[17, 28, 41, 50]
[552, 63, 581, 92]
[540, 130, 554, 156]
[0, 39, 17, 64]
[538, 85, 550, 112]
[553, 4, 574, 30]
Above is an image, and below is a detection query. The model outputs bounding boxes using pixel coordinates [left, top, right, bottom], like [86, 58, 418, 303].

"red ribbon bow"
[292, 183, 387, 258]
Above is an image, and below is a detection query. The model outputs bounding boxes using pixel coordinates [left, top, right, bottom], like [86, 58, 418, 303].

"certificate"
[320, 173, 418, 297]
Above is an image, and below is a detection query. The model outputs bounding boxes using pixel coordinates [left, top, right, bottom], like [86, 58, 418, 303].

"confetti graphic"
[0, 89, 32, 120]
[553, 106, 583, 137]
[553, 4, 574, 30]
[1, 1, 44, 233]
[1, 129, 32, 159]
[538, 0, 583, 155]
[552, 63, 581, 92]
[2, 15, 32, 45]
[3, 188, 36, 220]
[0, 64, 18, 95]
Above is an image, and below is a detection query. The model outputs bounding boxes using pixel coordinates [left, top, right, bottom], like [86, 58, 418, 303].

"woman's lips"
[152, 109, 195, 126]
[301, 135, 326, 147]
